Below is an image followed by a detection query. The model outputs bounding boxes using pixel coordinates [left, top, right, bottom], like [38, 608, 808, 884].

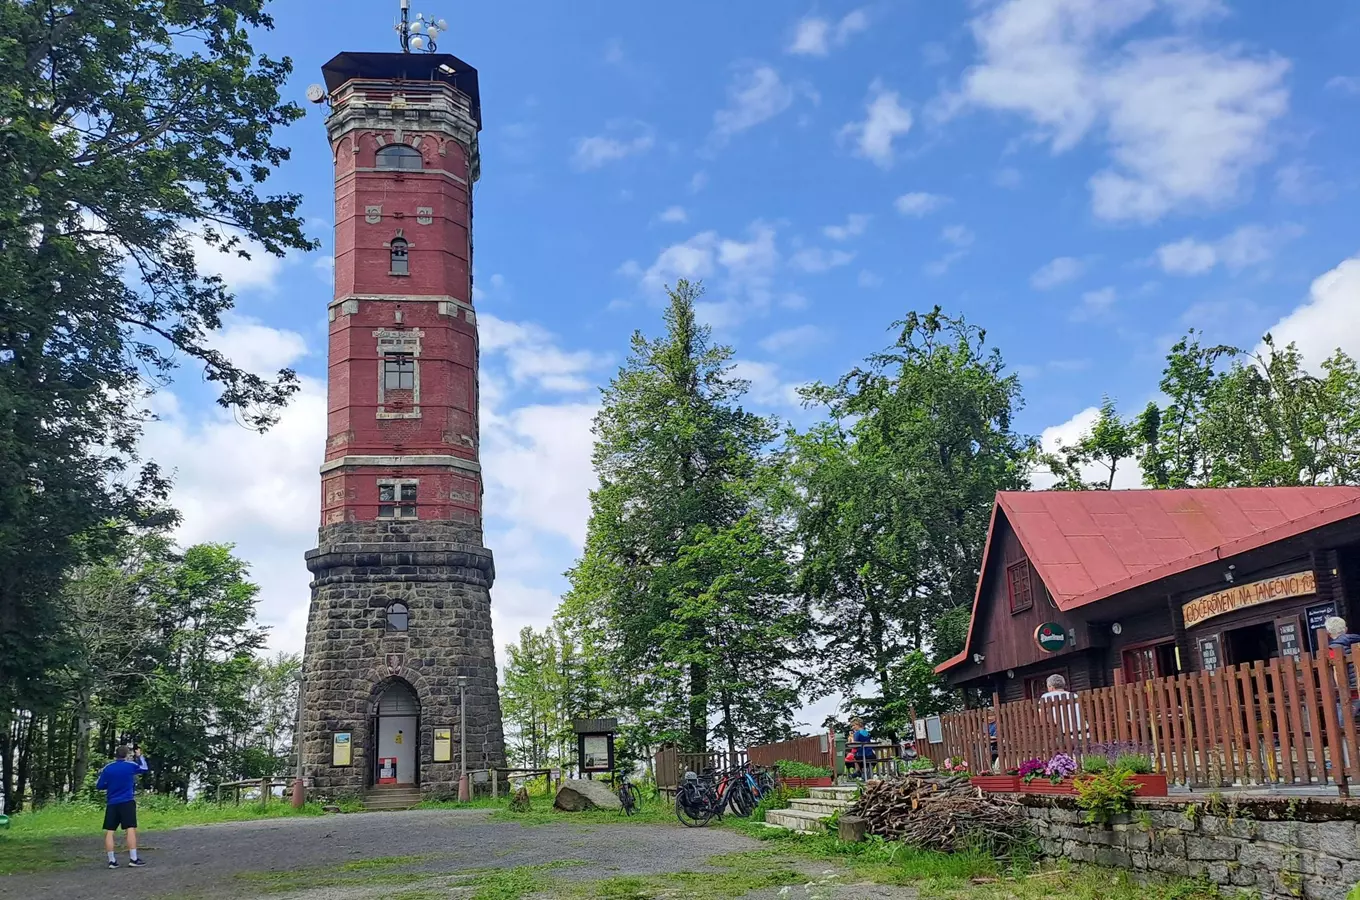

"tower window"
[376, 144, 423, 171]
[378, 481, 418, 519]
[386, 602, 410, 632]
[389, 238, 409, 275]
[383, 354, 415, 390]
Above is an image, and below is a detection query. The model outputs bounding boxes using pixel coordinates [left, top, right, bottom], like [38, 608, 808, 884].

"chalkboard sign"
[1198, 635, 1221, 672]
[1307, 603, 1337, 652]
[1276, 618, 1302, 659]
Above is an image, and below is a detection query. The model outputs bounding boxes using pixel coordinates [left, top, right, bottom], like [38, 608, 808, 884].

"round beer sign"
[1035, 622, 1067, 653]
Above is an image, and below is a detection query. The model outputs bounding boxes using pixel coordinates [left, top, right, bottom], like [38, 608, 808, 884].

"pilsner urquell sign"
[1182, 570, 1316, 629]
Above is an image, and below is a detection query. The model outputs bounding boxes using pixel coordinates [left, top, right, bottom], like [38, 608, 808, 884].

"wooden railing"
[652, 748, 749, 790]
[927, 636, 1360, 794]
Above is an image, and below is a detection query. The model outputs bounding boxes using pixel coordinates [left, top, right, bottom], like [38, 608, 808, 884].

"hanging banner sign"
[1182, 570, 1316, 629]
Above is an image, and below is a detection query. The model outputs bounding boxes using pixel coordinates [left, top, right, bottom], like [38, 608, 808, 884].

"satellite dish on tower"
[306, 84, 328, 104]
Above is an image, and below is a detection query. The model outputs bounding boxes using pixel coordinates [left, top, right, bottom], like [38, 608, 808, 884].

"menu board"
[1307, 603, 1337, 652]
[1276, 618, 1302, 659]
[1198, 635, 1221, 672]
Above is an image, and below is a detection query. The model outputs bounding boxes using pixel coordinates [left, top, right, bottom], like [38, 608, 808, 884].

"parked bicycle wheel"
[617, 780, 637, 816]
[674, 774, 716, 828]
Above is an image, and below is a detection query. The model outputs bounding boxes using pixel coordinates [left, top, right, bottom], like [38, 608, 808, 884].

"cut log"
[553, 779, 622, 812]
[838, 814, 869, 843]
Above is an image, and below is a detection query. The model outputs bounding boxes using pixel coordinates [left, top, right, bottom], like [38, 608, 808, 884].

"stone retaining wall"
[1023, 796, 1360, 900]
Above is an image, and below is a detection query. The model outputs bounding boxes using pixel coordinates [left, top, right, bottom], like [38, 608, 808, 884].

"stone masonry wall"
[300, 520, 506, 798]
[1024, 796, 1360, 900]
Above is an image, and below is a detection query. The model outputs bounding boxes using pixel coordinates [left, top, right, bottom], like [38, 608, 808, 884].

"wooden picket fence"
[652, 748, 749, 791]
[927, 633, 1360, 794]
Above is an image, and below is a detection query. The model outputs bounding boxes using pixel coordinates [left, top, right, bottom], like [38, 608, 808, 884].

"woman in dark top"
[846, 717, 876, 778]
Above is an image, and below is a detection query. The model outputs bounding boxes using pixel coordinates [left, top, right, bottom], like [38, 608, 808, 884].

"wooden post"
[261, 777, 270, 803]
[492, 768, 500, 798]
[838, 814, 869, 843]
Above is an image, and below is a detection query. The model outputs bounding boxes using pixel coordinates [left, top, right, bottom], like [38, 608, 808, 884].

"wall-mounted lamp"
[1111, 622, 1123, 635]
[1006, 669, 1015, 679]
[972, 653, 985, 665]
[1224, 564, 1236, 584]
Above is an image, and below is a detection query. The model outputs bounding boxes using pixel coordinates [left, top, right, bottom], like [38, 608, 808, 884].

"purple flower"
[1044, 752, 1077, 779]
[1017, 758, 1046, 778]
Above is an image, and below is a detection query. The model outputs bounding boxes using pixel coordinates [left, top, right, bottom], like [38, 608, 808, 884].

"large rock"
[553, 779, 622, 812]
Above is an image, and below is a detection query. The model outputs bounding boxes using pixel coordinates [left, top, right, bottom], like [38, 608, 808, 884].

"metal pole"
[458, 675, 469, 801]
[291, 672, 306, 808]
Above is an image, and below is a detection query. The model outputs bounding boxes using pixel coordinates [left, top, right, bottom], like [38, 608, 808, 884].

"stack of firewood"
[847, 776, 1030, 856]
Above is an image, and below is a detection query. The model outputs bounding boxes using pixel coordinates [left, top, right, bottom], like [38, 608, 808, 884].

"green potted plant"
[775, 759, 834, 788]
[1114, 753, 1166, 797]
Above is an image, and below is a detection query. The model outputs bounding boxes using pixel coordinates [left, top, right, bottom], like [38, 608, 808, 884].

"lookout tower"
[298, 7, 505, 799]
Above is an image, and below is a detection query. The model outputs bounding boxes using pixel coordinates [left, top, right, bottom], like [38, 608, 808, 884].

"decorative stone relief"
[365, 205, 382, 224]
[416, 207, 433, 225]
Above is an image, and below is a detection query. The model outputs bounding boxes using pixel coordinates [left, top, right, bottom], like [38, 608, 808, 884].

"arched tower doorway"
[373, 679, 420, 786]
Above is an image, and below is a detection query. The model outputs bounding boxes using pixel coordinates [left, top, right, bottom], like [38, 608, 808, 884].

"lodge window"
[383, 353, 415, 391]
[386, 602, 409, 632]
[1007, 559, 1034, 614]
[389, 238, 409, 275]
[378, 481, 418, 519]
[376, 144, 423, 171]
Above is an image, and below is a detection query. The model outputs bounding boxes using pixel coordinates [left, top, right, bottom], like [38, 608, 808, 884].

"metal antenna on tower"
[396, 0, 448, 53]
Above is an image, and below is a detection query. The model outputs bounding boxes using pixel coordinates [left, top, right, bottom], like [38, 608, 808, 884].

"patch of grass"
[1, 796, 326, 842]
[557, 867, 807, 899]
[489, 792, 675, 827]
[338, 853, 431, 872]
[0, 835, 81, 876]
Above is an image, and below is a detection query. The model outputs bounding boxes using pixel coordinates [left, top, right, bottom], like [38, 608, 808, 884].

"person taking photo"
[95, 745, 149, 869]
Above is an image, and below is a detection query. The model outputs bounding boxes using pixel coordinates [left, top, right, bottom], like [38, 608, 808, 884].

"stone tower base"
[299, 521, 506, 798]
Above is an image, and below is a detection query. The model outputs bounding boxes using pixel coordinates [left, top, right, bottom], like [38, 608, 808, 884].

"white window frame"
[377, 479, 419, 520]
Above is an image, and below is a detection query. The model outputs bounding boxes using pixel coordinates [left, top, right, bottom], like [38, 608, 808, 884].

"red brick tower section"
[301, 51, 505, 799]
[321, 53, 481, 525]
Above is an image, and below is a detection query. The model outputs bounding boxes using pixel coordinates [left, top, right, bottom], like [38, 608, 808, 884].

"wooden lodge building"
[936, 487, 1360, 702]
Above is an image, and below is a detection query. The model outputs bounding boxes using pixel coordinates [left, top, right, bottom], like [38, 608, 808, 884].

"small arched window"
[376, 144, 423, 171]
[386, 602, 409, 632]
[390, 238, 409, 275]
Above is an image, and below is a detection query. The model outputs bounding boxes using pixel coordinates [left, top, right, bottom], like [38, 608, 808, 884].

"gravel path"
[0, 809, 771, 900]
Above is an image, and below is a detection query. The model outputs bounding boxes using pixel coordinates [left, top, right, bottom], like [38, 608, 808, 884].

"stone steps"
[364, 787, 423, 811]
[764, 784, 858, 833]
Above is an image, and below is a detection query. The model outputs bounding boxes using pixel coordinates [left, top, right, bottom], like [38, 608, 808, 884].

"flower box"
[970, 775, 1020, 792]
[1129, 774, 1168, 797]
[780, 776, 834, 788]
[1022, 778, 1076, 795]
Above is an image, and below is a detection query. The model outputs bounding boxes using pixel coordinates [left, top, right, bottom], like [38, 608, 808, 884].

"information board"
[332, 732, 352, 767]
[1276, 618, 1302, 659]
[1198, 635, 1221, 672]
[1307, 603, 1337, 652]
[433, 727, 452, 763]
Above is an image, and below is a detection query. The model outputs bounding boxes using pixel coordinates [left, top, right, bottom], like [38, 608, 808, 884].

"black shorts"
[103, 801, 138, 831]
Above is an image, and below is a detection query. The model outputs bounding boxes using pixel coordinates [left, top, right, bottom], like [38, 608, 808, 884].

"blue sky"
[142, 0, 1360, 730]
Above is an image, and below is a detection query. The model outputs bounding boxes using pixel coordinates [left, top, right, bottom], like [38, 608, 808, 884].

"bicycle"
[615, 771, 638, 816]
[675, 770, 719, 827]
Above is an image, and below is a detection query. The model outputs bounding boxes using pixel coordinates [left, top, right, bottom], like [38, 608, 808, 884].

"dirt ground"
[0, 808, 915, 899]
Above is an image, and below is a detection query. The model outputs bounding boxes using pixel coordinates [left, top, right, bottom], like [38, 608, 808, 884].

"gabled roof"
[937, 487, 1360, 674]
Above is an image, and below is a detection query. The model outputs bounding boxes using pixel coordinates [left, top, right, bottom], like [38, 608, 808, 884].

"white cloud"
[788, 9, 870, 56]
[823, 213, 871, 241]
[711, 66, 795, 144]
[188, 226, 286, 293]
[731, 359, 806, 408]
[603, 38, 625, 66]
[632, 222, 781, 328]
[952, 0, 1290, 222]
[1274, 162, 1334, 205]
[1326, 76, 1360, 97]
[479, 313, 608, 392]
[789, 247, 855, 273]
[857, 270, 883, 288]
[894, 192, 950, 217]
[1073, 286, 1117, 320]
[689, 171, 709, 193]
[994, 167, 1023, 189]
[759, 324, 824, 355]
[657, 205, 689, 224]
[572, 120, 655, 170]
[1031, 405, 1145, 490]
[482, 402, 599, 547]
[1155, 224, 1301, 276]
[1258, 254, 1360, 372]
[208, 315, 309, 374]
[925, 226, 975, 276]
[942, 225, 975, 248]
[1030, 256, 1085, 289]
[840, 80, 914, 168]
[922, 42, 951, 67]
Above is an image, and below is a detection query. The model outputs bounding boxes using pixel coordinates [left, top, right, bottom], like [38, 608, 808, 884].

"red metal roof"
[936, 487, 1360, 674]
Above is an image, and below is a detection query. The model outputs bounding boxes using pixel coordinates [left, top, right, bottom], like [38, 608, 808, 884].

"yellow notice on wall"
[332, 732, 352, 767]
[1182, 570, 1316, 629]
[434, 727, 452, 763]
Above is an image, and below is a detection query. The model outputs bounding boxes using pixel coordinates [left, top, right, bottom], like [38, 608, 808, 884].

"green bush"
[1080, 755, 1110, 774]
[775, 759, 831, 779]
[1073, 769, 1137, 825]
[1114, 753, 1153, 774]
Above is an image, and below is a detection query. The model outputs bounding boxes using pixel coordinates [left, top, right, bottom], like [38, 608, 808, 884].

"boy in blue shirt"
[94, 745, 149, 868]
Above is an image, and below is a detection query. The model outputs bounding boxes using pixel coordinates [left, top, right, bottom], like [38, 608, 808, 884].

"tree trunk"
[687, 662, 708, 750]
[0, 708, 13, 814]
[720, 693, 738, 762]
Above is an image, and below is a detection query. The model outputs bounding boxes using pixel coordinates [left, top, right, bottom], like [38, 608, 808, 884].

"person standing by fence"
[1327, 616, 1360, 718]
[95, 745, 149, 869]
[1039, 674, 1083, 739]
